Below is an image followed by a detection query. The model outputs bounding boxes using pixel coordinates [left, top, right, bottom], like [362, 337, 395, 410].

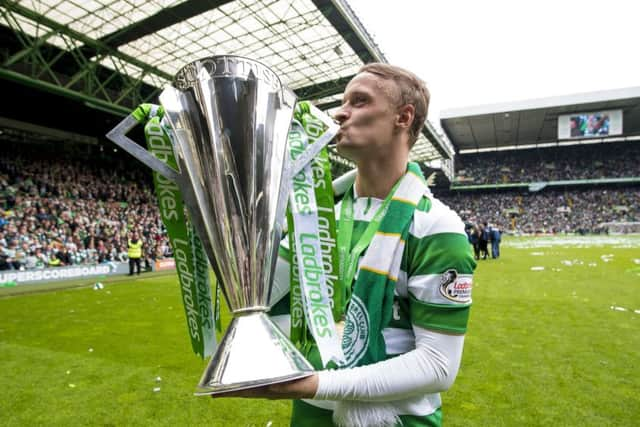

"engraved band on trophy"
[106, 55, 337, 395]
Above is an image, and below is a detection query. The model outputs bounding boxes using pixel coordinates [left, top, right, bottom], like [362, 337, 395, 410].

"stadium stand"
[0, 0, 450, 275]
[1, 2, 639, 271]
[436, 186, 640, 235]
[3, 134, 638, 273]
[454, 142, 640, 184]
[436, 87, 640, 235]
[0, 141, 169, 271]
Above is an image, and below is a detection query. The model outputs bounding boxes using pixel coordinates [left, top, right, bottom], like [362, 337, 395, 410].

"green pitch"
[1, 236, 639, 426]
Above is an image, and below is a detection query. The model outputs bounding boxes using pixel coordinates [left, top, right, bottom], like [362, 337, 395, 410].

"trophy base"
[195, 311, 314, 396]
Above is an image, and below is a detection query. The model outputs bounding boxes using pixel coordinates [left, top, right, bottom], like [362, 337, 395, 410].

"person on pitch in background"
[489, 224, 501, 259]
[127, 230, 143, 275]
[221, 63, 476, 427]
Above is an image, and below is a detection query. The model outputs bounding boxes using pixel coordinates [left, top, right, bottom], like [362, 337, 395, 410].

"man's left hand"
[210, 373, 318, 400]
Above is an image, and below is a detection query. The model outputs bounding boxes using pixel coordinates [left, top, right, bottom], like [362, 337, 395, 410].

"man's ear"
[395, 104, 415, 131]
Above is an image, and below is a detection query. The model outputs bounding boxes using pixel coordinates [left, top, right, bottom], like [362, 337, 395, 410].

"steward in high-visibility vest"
[127, 239, 142, 258]
[127, 231, 143, 275]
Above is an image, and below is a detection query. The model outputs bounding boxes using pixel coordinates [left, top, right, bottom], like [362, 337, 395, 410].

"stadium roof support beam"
[0, 2, 171, 115]
[1, 2, 171, 81]
[99, 0, 234, 48]
[311, 0, 386, 64]
[0, 116, 98, 144]
[71, 0, 234, 61]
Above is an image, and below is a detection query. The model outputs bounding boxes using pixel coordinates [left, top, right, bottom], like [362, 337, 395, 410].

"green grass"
[1, 236, 639, 426]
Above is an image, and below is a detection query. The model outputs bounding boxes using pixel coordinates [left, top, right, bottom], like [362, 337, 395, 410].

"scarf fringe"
[332, 401, 402, 427]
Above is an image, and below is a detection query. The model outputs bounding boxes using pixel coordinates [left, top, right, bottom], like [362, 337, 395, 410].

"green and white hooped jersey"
[271, 190, 476, 423]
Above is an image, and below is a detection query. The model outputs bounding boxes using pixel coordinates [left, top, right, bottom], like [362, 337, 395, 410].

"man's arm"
[313, 326, 463, 401]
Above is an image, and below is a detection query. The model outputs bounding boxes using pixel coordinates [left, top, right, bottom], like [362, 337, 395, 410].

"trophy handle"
[106, 114, 181, 183]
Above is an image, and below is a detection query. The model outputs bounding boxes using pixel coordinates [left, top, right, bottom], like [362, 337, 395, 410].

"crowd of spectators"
[454, 142, 640, 185]
[2, 139, 640, 272]
[0, 144, 171, 272]
[437, 186, 640, 234]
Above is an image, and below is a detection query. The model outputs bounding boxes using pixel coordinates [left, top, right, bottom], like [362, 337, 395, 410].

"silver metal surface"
[195, 312, 313, 396]
[106, 114, 180, 183]
[107, 55, 316, 395]
[160, 56, 296, 313]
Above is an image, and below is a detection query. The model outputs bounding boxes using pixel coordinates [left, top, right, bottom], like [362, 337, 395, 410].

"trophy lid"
[174, 55, 283, 92]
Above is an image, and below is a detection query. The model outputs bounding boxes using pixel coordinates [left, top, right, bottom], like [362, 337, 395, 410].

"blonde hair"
[358, 63, 430, 146]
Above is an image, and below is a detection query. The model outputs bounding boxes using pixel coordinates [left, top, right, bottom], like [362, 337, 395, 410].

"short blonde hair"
[358, 63, 430, 146]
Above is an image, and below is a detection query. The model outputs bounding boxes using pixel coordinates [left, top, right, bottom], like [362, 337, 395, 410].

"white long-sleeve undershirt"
[313, 326, 464, 402]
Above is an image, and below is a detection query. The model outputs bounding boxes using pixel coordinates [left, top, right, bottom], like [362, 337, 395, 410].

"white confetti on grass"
[561, 260, 573, 266]
[588, 262, 597, 267]
[503, 235, 640, 249]
[633, 259, 640, 265]
[156, 376, 162, 382]
[530, 252, 545, 256]
[153, 387, 161, 392]
[88, 348, 93, 353]
[600, 254, 614, 263]
[634, 309, 640, 314]
[531, 266, 545, 271]
[610, 306, 627, 312]
[561, 259, 585, 266]
[68, 383, 76, 388]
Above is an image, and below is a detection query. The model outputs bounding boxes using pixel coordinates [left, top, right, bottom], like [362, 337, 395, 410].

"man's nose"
[333, 106, 349, 125]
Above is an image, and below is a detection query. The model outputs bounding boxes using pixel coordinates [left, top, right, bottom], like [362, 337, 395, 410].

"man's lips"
[336, 127, 348, 143]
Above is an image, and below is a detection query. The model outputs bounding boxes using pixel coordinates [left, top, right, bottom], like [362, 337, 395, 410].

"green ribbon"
[133, 104, 219, 359]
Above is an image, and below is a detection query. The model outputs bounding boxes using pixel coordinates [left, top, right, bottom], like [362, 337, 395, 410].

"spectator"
[489, 224, 501, 259]
[127, 231, 143, 276]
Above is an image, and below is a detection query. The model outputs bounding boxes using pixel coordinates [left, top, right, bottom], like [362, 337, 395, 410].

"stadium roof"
[0, 0, 451, 165]
[440, 86, 640, 153]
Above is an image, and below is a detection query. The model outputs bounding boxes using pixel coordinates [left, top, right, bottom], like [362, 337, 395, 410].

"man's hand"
[210, 373, 318, 400]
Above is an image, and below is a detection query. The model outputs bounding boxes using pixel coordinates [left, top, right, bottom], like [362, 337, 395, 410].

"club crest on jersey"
[439, 269, 472, 303]
[341, 295, 369, 367]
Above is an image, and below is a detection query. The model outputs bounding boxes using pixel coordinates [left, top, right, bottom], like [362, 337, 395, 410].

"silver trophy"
[107, 55, 335, 395]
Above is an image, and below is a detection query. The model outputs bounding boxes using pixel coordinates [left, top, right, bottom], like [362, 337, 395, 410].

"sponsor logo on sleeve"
[439, 269, 472, 303]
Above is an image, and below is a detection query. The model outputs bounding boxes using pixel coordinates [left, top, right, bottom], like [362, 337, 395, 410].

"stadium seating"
[2, 139, 639, 271]
[0, 142, 170, 271]
[454, 142, 640, 184]
[437, 186, 640, 234]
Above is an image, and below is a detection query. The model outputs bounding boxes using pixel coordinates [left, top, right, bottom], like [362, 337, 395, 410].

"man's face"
[334, 72, 399, 160]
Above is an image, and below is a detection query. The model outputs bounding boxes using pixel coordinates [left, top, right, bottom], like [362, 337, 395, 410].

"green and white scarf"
[338, 162, 427, 368]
